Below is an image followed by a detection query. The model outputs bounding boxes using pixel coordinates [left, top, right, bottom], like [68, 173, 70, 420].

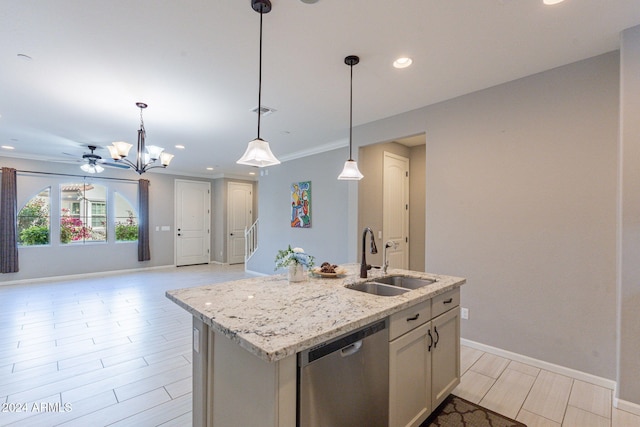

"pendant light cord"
[257, 9, 263, 140]
[348, 62, 354, 161]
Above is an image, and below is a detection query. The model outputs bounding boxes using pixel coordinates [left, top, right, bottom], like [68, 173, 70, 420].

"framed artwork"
[291, 181, 311, 228]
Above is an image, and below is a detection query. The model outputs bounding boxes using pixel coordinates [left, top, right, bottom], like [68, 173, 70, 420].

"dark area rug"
[421, 395, 527, 427]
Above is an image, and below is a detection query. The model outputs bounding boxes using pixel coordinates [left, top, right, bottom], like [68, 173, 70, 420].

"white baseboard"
[614, 397, 640, 417]
[461, 338, 617, 391]
[0, 264, 175, 287]
[243, 268, 269, 277]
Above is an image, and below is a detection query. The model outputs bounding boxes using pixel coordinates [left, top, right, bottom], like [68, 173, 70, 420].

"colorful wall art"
[291, 181, 311, 228]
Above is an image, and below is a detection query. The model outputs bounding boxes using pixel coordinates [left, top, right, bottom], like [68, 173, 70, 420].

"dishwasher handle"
[340, 340, 363, 357]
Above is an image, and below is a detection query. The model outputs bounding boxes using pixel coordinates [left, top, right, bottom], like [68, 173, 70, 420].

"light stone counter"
[166, 263, 465, 363]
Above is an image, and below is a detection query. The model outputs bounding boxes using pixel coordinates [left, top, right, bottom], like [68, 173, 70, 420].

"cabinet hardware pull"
[434, 326, 440, 349]
[428, 329, 433, 352]
[443, 298, 453, 304]
[406, 314, 420, 322]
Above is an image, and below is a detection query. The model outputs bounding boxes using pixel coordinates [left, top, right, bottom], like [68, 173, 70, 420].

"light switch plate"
[461, 307, 469, 320]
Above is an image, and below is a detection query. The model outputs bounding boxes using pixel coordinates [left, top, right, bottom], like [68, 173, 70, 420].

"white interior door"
[383, 152, 409, 269]
[175, 180, 210, 266]
[227, 182, 253, 265]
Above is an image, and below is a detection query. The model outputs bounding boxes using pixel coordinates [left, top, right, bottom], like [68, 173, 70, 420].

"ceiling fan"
[68, 145, 130, 174]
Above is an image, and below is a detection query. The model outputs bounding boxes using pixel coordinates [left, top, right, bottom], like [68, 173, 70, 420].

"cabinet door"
[431, 307, 460, 409]
[389, 322, 432, 427]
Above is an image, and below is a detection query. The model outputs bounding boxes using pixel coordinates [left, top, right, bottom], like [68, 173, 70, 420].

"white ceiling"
[1, 0, 638, 178]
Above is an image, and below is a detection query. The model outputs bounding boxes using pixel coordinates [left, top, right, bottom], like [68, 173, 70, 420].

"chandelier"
[107, 102, 174, 174]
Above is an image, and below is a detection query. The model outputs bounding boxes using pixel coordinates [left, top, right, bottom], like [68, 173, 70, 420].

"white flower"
[293, 247, 304, 253]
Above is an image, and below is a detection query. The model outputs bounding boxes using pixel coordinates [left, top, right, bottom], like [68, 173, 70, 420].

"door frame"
[174, 179, 211, 266]
[383, 151, 410, 270]
[227, 181, 253, 265]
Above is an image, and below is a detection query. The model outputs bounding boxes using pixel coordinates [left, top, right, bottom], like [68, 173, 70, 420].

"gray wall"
[618, 25, 640, 406]
[246, 148, 350, 274]
[358, 141, 426, 271]
[351, 52, 619, 381]
[409, 144, 426, 272]
[248, 52, 621, 383]
[0, 156, 214, 282]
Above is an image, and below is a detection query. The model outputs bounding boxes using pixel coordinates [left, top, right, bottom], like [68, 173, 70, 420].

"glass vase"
[288, 264, 306, 283]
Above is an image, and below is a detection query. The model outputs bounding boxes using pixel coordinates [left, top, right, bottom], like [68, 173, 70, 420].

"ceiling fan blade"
[101, 162, 130, 169]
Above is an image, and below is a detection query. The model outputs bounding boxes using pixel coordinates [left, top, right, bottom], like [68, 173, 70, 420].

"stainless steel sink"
[372, 275, 436, 290]
[345, 282, 409, 296]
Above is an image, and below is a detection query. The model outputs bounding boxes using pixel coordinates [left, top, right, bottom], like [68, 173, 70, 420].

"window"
[17, 180, 137, 246]
[60, 183, 107, 243]
[17, 188, 51, 246]
[91, 202, 106, 228]
[114, 192, 138, 242]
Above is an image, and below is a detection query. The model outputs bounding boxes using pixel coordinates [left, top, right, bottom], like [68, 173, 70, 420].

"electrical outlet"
[461, 307, 469, 320]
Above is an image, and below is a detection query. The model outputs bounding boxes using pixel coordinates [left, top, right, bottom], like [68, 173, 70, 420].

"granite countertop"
[165, 264, 465, 363]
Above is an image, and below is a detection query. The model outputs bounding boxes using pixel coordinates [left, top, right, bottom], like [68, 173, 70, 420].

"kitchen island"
[166, 264, 465, 427]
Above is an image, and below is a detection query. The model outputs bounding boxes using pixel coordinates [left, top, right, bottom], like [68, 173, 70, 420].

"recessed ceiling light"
[206, 167, 214, 171]
[393, 57, 413, 69]
[249, 172, 256, 176]
[175, 144, 185, 149]
[543, 0, 565, 5]
[1, 145, 15, 150]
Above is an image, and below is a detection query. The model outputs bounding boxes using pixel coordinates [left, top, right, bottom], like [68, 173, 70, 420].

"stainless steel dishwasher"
[298, 320, 389, 427]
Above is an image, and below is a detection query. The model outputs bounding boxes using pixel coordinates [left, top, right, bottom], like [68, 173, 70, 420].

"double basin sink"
[346, 275, 436, 296]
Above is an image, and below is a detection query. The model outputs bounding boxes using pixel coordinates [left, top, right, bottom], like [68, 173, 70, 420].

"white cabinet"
[389, 300, 431, 427]
[388, 288, 461, 427]
[431, 306, 460, 409]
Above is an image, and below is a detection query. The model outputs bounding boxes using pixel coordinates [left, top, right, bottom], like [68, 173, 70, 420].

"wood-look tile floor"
[1, 266, 639, 426]
[454, 346, 640, 427]
[0, 264, 253, 427]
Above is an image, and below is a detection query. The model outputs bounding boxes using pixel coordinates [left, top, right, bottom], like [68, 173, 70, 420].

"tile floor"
[0, 264, 253, 427]
[454, 346, 640, 426]
[0, 264, 639, 426]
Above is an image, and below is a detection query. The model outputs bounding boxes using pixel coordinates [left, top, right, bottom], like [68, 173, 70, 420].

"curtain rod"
[1, 168, 141, 183]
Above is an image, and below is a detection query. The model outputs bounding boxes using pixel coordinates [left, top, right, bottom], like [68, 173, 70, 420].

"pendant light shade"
[338, 160, 364, 180]
[237, 0, 280, 167]
[338, 55, 363, 180]
[237, 137, 280, 167]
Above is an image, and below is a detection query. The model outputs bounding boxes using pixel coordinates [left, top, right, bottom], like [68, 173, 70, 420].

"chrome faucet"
[382, 240, 398, 274]
[360, 227, 378, 278]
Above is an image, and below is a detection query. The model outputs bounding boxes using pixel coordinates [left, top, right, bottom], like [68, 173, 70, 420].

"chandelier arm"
[141, 164, 168, 172]
[115, 158, 137, 169]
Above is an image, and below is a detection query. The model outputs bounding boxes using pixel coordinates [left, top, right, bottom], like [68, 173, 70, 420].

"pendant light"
[338, 55, 364, 180]
[237, 0, 281, 167]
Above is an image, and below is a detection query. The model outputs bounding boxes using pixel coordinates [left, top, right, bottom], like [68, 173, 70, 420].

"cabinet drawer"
[431, 288, 460, 318]
[389, 300, 431, 341]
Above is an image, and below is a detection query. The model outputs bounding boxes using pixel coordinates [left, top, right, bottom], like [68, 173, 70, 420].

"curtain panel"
[138, 179, 151, 261]
[0, 167, 19, 273]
